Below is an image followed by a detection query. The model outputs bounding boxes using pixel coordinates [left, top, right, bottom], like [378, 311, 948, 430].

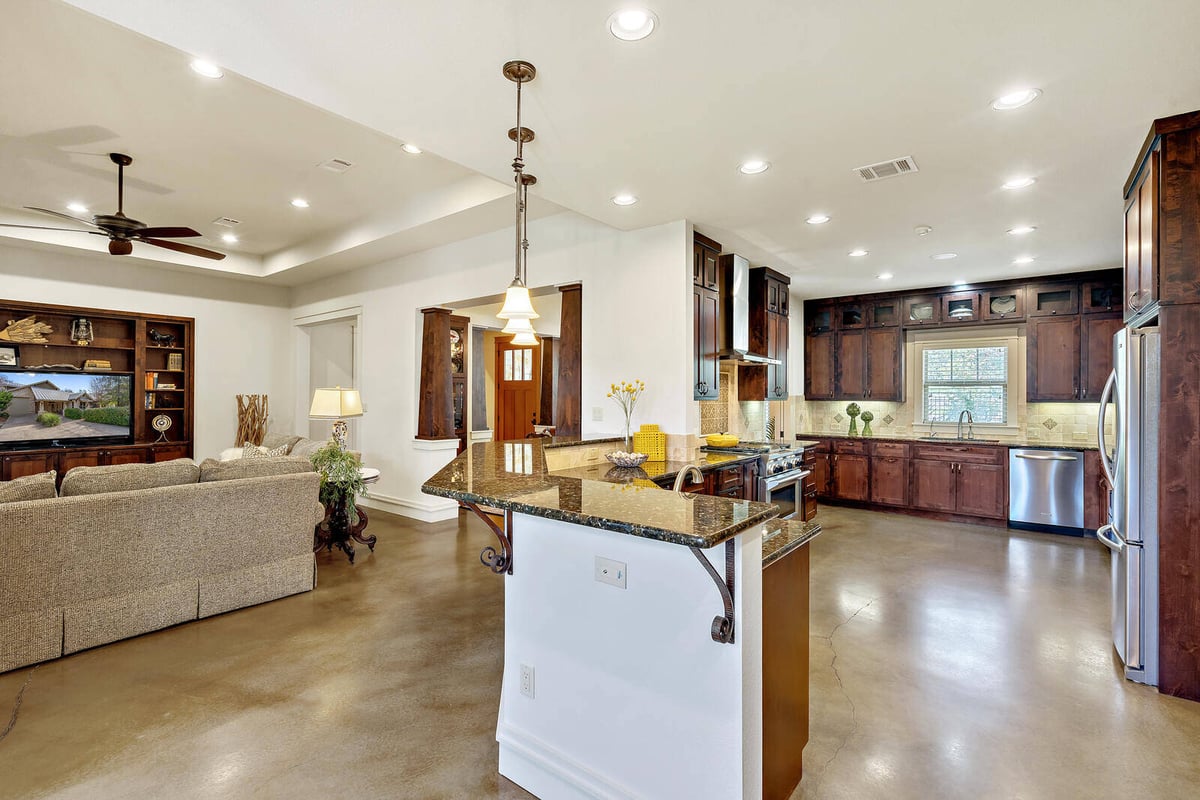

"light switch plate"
[592, 407, 604, 422]
[595, 556, 627, 589]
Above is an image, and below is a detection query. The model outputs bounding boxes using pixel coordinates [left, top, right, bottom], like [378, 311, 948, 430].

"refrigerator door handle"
[1097, 369, 1117, 489]
[1097, 524, 1124, 554]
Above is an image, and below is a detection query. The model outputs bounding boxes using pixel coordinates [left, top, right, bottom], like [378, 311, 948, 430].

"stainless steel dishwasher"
[1008, 448, 1085, 533]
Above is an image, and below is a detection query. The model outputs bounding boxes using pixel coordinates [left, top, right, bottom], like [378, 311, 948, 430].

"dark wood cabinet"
[1124, 144, 1159, 321]
[811, 449, 832, 499]
[1083, 450, 1110, 532]
[956, 462, 1006, 519]
[865, 328, 903, 401]
[941, 291, 981, 324]
[911, 458, 957, 512]
[1027, 316, 1081, 401]
[105, 447, 152, 466]
[806, 302, 835, 334]
[834, 331, 865, 398]
[154, 444, 190, 462]
[741, 458, 760, 502]
[1081, 314, 1123, 401]
[981, 287, 1025, 321]
[693, 235, 720, 290]
[693, 285, 720, 400]
[1082, 279, 1124, 314]
[1, 452, 56, 481]
[58, 449, 104, 473]
[804, 332, 835, 400]
[870, 455, 908, 506]
[837, 303, 866, 330]
[904, 295, 941, 326]
[831, 442, 869, 502]
[868, 298, 902, 328]
[741, 267, 791, 401]
[1027, 282, 1080, 317]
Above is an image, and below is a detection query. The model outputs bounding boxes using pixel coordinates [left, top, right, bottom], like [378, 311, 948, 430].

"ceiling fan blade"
[135, 226, 201, 238]
[141, 237, 226, 261]
[0, 223, 103, 233]
[24, 206, 101, 228]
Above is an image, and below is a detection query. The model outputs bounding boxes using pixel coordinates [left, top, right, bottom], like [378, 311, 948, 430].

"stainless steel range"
[702, 442, 809, 519]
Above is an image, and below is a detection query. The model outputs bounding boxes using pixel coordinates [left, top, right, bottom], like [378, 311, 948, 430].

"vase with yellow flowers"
[608, 379, 646, 450]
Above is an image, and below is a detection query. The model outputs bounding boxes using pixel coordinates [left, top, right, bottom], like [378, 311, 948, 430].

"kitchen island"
[422, 439, 821, 800]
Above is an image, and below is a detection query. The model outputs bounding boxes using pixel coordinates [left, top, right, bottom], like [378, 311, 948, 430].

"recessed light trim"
[953, 279, 968, 286]
[290, 198, 310, 208]
[1007, 225, 1037, 235]
[608, 8, 658, 41]
[1003, 176, 1037, 190]
[805, 214, 831, 225]
[992, 88, 1042, 111]
[189, 59, 224, 79]
[1013, 255, 1036, 265]
[877, 272, 894, 281]
[401, 143, 422, 155]
[66, 202, 89, 214]
[738, 159, 770, 175]
[931, 252, 958, 261]
[848, 249, 869, 257]
[612, 194, 638, 206]
[914, 225, 933, 237]
[221, 233, 238, 244]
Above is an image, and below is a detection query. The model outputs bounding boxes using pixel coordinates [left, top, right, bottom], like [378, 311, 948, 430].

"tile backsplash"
[699, 364, 796, 442]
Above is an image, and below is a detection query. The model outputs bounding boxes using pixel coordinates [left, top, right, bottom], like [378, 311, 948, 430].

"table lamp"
[309, 387, 363, 449]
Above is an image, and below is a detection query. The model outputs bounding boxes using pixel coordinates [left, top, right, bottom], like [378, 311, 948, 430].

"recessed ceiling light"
[805, 214, 831, 225]
[738, 159, 770, 175]
[612, 194, 638, 206]
[1007, 225, 1037, 235]
[291, 198, 310, 208]
[1003, 176, 1037, 190]
[66, 202, 89, 214]
[608, 8, 658, 41]
[914, 225, 933, 237]
[953, 279, 967, 286]
[221, 233, 238, 244]
[931, 252, 958, 260]
[848, 249, 869, 257]
[1013, 255, 1036, 265]
[189, 59, 224, 79]
[401, 143, 422, 155]
[877, 272, 894, 281]
[992, 88, 1042, 111]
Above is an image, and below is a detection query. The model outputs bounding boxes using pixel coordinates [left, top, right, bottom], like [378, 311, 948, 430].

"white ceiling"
[15, 1, 1200, 297]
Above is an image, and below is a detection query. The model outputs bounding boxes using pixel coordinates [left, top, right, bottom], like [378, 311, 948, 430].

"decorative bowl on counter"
[705, 434, 739, 447]
[606, 451, 649, 467]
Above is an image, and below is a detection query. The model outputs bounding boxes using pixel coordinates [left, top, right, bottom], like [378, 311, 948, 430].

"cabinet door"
[777, 282, 790, 317]
[694, 286, 720, 399]
[835, 330, 865, 399]
[1027, 316, 1081, 401]
[806, 303, 835, 334]
[742, 459, 760, 502]
[1027, 282, 1079, 317]
[956, 462, 1006, 519]
[804, 332, 835, 400]
[693, 241, 704, 285]
[105, 447, 152, 466]
[941, 291, 981, 324]
[1082, 279, 1124, 314]
[1081, 314, 1123, 401]
[154, 444, 191, 462]
[769, 312, 788, 399]
[865, 328, 903, 401]
[904, 296, 941, 326]
[812, 452, 832, 498]
[59, 449, 104, 474]
[702, 246, 720, 291]
[2, 453, 56, 480]
[838, 303, 866, 330]
[868, 298, 902, 328]
[982, 287, 1025, 321]
[870, 456, 909, 506]
[832, 453, 869, 501]
[1124, 192, 1141, 319]
[911, 459, 956, 512]
[1137, 153, 1157, 310]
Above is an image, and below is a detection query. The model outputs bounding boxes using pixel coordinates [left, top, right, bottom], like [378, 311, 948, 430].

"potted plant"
[845, 402, 861, 436]
[310, 442, 367, 543]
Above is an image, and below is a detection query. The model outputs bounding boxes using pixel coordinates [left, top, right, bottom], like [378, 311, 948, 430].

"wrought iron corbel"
[464, 502, 513, 575]
[689, 539, 736, 644]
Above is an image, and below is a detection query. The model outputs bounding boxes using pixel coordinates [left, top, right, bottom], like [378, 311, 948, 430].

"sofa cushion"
[0, 470, 57, 504]
[288, 437, 326, 459]
[261, 432, 303, 454]
[60, 459, 199, 497]
[198, 456, 313, 482]
[243, 441, 290, 459]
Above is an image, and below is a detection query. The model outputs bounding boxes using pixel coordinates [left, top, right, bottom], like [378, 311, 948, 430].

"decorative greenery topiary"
[37, 412, 61, 427]
[310, 441, 366, 516]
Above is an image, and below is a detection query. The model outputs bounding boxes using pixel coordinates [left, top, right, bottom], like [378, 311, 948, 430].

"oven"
[760, 468, 808, 520]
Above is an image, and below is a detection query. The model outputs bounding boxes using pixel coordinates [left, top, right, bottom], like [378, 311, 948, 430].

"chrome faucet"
[957, 409, 974, 440]
[672, 465, 704, 493]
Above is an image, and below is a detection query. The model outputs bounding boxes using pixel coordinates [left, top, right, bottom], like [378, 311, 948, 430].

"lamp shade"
[501, 316, 536, 336]
[496, 283, 539, 320]
[511, 330, 539, 346]
[309, 387, 364, 419]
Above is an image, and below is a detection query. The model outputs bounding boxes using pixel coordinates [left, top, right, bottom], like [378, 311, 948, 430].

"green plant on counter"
[845, 402, 861, 436]
[310, 441, 366, 516]
[37, 412, 61, 427]
[860, 410, 875, 437]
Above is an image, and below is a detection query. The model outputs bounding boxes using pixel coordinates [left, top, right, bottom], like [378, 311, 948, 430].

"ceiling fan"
[0, 152, 226, 260]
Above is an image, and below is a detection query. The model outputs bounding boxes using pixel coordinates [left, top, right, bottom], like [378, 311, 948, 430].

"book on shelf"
[144, 371, 158, 390]
[145, 393, 155, 410]
[167, 353, 183, 371]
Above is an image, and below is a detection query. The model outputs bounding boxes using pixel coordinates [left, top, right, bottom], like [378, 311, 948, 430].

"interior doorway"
[495, 336, 541, 440]
[301, 315, 358, 447]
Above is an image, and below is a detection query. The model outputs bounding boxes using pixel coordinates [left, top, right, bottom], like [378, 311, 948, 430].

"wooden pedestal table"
[314, 467, 381, 563]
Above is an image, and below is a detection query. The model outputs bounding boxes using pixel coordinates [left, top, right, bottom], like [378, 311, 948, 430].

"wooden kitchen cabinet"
[1124, 144, 1159, 321]
[870, 454, 909, 506]
[911, 458, 957, 512]
[1, 452, 56, 480]
[1083, 450, 1110, 532]
[956, 462, 1006, 519]
[831, 442, 869, 502]
[904, 295, 941, 326]
[865, 328, 904, 401]
[693, 234, 720, 290]
[741, 458, 761, 502]
[1081, 314, 1123, 401]
[806, 302, 835, 335]
[693, 284, 720, 400]
[941, 291, 981, 324]
[1027, 282, 1080, 317]
[1082, 278, 1124, 314]
[804, 332, 835, 400]
[1027, 315, 1081, 401]
[838, 302, 866, 330]
[868, 298, 902, 328]
[834, 330, 865, 398]
[762, 533, 810, 800]
[741, 267, 791, 401]
[809, 442, 832, 499]
[981, 286, 1025, 321]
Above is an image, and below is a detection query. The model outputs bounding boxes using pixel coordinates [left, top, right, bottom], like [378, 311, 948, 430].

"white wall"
[289, 211, 692, 519]
[0, 241, 294, 458]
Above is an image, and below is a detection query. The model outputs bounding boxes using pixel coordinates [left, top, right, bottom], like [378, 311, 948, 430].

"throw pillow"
[199, 455, 314, 482]
[289, 438, 326, 459]
[260, 433, 303, 454]
[0, 470, 57, 504]
[60, 459, 200, 497]
[242, 442, 289, 459]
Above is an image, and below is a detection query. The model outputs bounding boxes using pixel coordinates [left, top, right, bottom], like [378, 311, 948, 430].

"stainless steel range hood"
[716, 253, 782, 365]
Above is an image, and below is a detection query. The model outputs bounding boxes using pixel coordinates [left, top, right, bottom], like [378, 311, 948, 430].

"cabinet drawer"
[870, 441, 910, 458]
[712, 464, 744, 489]
[806, 439, 832, 453]
[911, 443, 1005, 465]
[832, 439, 868, 455]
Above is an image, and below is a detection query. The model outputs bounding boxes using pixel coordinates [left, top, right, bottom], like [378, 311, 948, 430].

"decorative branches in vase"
[608, 379, 645, 450]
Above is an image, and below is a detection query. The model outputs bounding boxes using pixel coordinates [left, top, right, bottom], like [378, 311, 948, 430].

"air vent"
[318, 157, 355, 173]
[211, 216, 241, 227]
[853, 156, 919, 183]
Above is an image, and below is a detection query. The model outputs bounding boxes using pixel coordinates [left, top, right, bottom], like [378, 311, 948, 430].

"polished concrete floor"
[1, 506, 1198, 799]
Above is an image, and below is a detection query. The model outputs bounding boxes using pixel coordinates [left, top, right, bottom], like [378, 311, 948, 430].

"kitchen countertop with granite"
[761, 519, 822, 568]
[548, 451, 761, 486]
[793, 432, 1101, 451]
[422, 441, 778, 549]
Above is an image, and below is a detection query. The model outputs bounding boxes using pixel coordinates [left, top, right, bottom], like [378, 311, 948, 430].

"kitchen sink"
[917, 436, 1000, 443]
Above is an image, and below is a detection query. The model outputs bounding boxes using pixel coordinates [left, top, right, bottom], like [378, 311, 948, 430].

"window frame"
[909, 328, 1022, 436]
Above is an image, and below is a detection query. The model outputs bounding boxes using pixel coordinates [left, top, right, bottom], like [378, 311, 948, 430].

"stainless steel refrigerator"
[1097, 326, 1159, 686]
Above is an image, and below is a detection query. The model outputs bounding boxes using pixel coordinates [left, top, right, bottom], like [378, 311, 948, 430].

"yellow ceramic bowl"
[705, 434, 739, 447]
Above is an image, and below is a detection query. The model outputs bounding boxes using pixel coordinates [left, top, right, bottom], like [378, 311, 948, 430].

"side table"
[315, 467, 381, 564]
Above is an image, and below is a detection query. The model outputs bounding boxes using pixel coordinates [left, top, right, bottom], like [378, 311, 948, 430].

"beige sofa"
[0, 462, 324, 673]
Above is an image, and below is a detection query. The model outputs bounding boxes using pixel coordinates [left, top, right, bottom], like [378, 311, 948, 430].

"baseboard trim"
[357, 491, 459, 523]
[497, 722, 637, 800]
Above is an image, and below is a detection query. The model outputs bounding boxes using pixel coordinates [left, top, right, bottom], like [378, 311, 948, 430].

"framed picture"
[0, 346, 17, 367]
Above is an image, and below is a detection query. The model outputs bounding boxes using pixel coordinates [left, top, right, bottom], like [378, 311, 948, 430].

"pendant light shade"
[502, 316, 537, 336]
[497, 282, 539, 320]
[496, 60, 541, 325]
[511, 330, 539, 346]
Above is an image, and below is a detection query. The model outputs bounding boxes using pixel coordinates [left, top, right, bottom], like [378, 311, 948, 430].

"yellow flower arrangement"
[609, 379, 646, 447]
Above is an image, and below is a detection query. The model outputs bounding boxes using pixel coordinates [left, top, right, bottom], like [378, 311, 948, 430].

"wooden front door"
[496, 337, 542, 441]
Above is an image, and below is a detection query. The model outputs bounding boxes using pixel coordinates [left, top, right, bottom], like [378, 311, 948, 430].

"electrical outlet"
[1073, 432, 1089, 441]
[592, 406, 604, 422]
[595, 556, 627, 589]
[520, 664, 535, 698]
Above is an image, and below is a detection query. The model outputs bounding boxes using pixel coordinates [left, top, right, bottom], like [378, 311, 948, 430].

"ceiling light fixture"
[1013, 255, 1036, 265]
[953, 279, 968, 286]
[221, 233, 238, 244]
[878, 272, 894, 281]
[992, 88, 1042, 111]
[1003, 176, 1037, 190]
[608, 8, 658, 41]
[495, 60, 540, 344]
[805, 214, 831, 225]
[914, 225, 933, 237]
[848, 249, 869, 257]
[931, 252, 958, 261]
[189, 59, 224, 79]
[738, 159, 770, 175]
[1007, 225, 1037, 235]
[290, 198, 310, 208]
[66, 202, 89, 214]
[401, 143, 422, 155]
[612, 194, 638, 206]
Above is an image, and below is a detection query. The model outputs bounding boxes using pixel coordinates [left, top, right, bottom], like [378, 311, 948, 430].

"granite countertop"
[548, 451, 760, 486]
[421, 441, 778, 549]
[761, 519, 823, 568]
[794, 431, 1101, 451]
[541, 435, 626, 450]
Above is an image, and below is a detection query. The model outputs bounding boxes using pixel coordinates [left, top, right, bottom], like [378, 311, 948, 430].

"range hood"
[716, 253, 782, 365]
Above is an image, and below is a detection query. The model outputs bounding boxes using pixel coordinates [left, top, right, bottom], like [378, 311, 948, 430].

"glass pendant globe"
[511, 330, 539, 346]
[497, 283, 539, 320]
[502, 316, 536, 335]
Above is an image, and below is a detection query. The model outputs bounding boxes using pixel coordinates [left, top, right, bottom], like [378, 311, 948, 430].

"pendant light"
[496, 60, 540, 341]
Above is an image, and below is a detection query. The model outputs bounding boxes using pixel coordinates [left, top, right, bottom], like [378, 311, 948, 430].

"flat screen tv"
[0, 370, 134, 451]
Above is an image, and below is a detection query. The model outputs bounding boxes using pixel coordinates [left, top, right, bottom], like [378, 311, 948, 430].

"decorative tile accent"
[1042, 418, 1058, 430]
[882, 414, 895, 426]
[834, 413, 845, 423]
